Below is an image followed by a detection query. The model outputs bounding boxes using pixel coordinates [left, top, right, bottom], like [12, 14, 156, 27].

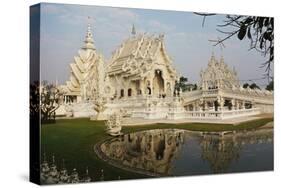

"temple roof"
[200, 54, 240, 89]
[63, 22, 104, 97]
[107, 33, 177, 79]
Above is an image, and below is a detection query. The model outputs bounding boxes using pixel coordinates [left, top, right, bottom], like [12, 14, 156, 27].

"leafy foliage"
[40, 81, 64, 123]
[175, 76, 189, 92]
[242, 82, 260, 90]
[196, 13, 274, 78]
[216, 16, 274, 77]
[30, 81, 40, 119]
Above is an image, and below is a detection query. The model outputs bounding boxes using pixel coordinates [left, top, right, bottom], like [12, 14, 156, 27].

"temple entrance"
[153, 70, 164, 97]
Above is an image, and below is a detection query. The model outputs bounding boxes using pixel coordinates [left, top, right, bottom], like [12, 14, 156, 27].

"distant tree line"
[242, 81, 273, 91]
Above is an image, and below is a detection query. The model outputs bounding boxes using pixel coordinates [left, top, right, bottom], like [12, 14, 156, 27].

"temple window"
[128, 88, 132, 97]
[147, 87, 151, 95]
[120, 89, 124, 98]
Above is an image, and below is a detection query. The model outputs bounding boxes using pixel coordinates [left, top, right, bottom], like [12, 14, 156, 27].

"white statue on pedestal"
[105, 112, 123, 136]
[91, 97, 107, 120]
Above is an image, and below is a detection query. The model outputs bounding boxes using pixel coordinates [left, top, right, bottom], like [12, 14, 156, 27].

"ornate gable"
[200, 54, 240, 90]
[107, 33, 178, 81]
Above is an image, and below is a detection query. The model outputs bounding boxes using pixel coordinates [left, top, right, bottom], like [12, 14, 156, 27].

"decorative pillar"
[220, 97, 224, 111]
[252, 100, 255, 109]
[140, 81, 144, 96]
[150, 79, 153, 96]
[242, 100, 245, 109]
[231, 99, 234, 110]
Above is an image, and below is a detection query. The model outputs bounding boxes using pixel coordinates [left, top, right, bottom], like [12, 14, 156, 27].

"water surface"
[99, 128, 273, 176]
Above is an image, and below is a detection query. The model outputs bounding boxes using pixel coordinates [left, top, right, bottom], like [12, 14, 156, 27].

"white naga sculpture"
[90, 97, 107, 120]
[105, 112, 123, 136]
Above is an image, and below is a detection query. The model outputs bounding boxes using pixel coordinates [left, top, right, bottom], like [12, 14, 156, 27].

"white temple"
[59, 23, 273, 121]
[63, 23, 105, 103]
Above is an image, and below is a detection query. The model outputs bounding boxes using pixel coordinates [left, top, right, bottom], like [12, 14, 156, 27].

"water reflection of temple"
[200, 129, 273, 173]
[99, 129, 273, 176]
[100, 129, 185, 175]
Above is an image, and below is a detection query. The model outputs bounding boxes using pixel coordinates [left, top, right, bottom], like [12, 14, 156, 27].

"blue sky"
[40, 3, 272, 88]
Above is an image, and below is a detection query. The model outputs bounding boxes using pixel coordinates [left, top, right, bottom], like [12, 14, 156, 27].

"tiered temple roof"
[107, 33, 178, 80]
[63, 23, 105, 100]
[200, 54, 240, 90]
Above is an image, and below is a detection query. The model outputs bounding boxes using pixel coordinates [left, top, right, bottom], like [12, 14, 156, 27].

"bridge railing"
[185, 108, 260, 120]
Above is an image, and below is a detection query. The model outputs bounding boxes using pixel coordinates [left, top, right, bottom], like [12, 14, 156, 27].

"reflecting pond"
[98, 129, 273, 176]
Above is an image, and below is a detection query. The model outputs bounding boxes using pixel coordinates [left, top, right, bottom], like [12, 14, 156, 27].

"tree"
[266, 80, 273, 91]
[193, 83, 198, 90]
[216, 16, 273, 77]
[196, 13, 274, 78]
[175, 76, 189, 92]
[243, 82, 260, 89]
[243, 83, 249, 88]
[30, 81, 40, 119]
[249, 83, 260, 90]
[40, 81, 64, 123]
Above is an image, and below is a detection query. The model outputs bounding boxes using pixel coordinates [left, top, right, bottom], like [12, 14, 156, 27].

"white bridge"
[108, 87, 273, 120]
[182, 89, 273, 106]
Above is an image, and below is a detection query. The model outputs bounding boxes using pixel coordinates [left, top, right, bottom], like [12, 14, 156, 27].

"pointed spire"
[83, 167, 91, 182]
[211, 51, 215, 57]
[83, 17, 95, 50]
[233, 66, 237, 75]
[52, 154, 56, 165]
[220, 55, 224, 64]
[209, 51, 216, 65]
[55, 76, 58, 87]
[131, 24, 136, 36]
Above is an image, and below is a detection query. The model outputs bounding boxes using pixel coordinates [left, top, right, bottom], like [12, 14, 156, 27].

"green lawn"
[41, 117, 273, 182]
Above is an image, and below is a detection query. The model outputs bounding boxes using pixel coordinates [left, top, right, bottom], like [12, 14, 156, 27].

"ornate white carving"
[105, 112, 123, 136]
[199, 55, 240, 90]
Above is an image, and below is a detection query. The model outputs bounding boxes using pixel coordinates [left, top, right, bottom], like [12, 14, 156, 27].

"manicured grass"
[41, 117, 273, 182]
[41, 119, 149, 182]
[123, 117, 273, 133]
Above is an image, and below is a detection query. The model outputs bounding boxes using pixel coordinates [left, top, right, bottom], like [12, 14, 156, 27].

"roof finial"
[131, 24, 136, 36]
[55, 76, 58, 87]
[211, 51, 215, 58]
[83, 16, 95, 50]
[220, 55, 224, 64]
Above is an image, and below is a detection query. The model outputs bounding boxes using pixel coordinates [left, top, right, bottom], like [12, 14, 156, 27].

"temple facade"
[59, 23, 273, 121]
[181, 54, 273, 119]
[199, 54, 240, 91]
[104, 33, 178, 99]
